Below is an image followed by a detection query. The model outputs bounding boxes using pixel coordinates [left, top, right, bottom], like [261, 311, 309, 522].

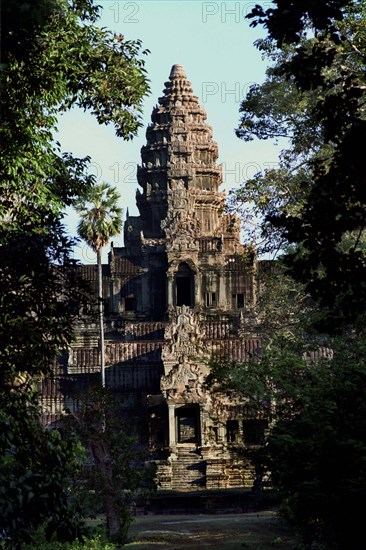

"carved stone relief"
[161, 306, 210, 402]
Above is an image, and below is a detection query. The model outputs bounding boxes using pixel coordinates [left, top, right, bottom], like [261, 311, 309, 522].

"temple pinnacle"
[169, 64, 186, 79]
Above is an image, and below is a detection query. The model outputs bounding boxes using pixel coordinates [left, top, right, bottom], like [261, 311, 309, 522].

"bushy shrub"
[20, 533, 117, 550]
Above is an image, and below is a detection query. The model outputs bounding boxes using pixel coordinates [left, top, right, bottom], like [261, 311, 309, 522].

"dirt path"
[126, 511, 299, 549]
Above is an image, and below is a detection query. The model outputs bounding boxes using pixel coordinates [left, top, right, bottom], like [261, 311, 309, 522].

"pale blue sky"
[59, 1, 278, 262]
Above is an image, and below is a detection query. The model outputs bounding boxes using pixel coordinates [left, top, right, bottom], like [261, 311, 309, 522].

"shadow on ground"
[126, 511, 300, 549]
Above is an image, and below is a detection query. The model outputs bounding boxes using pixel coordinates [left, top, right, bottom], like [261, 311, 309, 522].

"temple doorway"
[175, 262, 195, 307]
[176, 405, 200, 444]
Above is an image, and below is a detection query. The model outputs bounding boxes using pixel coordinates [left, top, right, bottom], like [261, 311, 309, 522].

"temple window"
[124, 296, 135, 311]
[243, 420, 268, 445]
[232, 293, 245, 308]
[226, 420, 239, 443]
[205, 292, 217, 308]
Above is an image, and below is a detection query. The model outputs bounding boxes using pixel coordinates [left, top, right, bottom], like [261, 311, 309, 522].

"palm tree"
[75, 182, 123, 386]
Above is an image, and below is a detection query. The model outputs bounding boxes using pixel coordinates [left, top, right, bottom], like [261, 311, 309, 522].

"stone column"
[195, 271, 202, 307]
[218, 422, 225, 444]
[199, 405, 205, 446]
[219, 273, 226, 309]
[168, 402, 176, 449]
[167, 274, 174, 308]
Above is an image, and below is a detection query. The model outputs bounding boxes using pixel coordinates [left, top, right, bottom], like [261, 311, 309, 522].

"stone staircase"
[171, 446, 206, 491]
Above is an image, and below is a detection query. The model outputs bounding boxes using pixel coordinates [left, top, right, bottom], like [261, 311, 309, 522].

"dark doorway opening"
[176, 276, 192, 306]
[176, 406, 199, 444]
[176, 263, 195, 307]
[226, 419, 239, 443]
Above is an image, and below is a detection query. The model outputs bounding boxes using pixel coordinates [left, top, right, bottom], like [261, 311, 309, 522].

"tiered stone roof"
[130, 64, 226, 247]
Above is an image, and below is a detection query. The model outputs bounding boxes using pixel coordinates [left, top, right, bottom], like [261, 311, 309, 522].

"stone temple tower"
[43, 65, 266, 492]
[115, 63, 254, 320]
[136, 63, 222, 242]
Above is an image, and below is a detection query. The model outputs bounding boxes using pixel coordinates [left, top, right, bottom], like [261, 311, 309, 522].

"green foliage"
[232, 8, 366, 541]
[255, 263, 319, 343]
[266, 337, 366, 549]
[0, 222, 86, 388]
[21, 532, 117, 550]
[247, 0, 352, 45]
[1, 0, 148, 258]
[63, 387, 156, 544]
[75, 182, 124, 253]
[235, 0, 366, 330]
[1, 0, 149, 384]
[0, 392, 85, 547]
[207, 257, 366, 549]
[210, 334, 366, 549]
[0, 1, 149, 546]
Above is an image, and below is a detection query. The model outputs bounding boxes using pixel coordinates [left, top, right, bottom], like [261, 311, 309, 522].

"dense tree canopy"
[0, 392, 85, 546]
[1, 0, 149, 386]
[209, 332, 366, 550]
[0, 1, 149, 544]
[213, 3, 366, 548]
[233, 0, 366, 331]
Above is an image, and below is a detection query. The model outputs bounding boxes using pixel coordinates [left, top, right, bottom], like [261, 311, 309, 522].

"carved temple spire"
[134, 64, 224, 241]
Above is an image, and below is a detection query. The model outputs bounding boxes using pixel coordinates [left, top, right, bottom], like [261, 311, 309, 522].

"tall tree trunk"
[97, 248, 105, 387]
[90, 437, 121, 539]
